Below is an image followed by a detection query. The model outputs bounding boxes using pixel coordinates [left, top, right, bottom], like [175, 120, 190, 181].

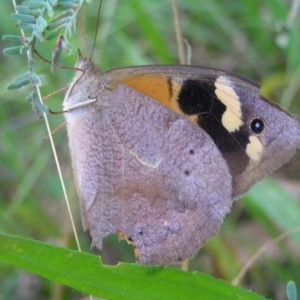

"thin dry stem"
[43, 122, 66, 141]
[171, 0, 186, 64]
[43, 86, 69, 102]
[181, 259, 189, 271]
[232, 225, 300, 286]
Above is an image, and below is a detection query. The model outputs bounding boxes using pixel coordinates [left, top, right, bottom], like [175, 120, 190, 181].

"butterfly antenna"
[89, 0, 103, 60]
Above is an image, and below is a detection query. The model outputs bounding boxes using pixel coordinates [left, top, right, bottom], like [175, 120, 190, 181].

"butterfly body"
[63, 53, 300, 264]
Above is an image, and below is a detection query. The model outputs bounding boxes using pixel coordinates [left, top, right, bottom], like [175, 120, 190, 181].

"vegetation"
[0, 0, 299, 299]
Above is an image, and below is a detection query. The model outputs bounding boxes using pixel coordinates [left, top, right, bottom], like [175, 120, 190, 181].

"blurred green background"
[0, 0, 300, 299]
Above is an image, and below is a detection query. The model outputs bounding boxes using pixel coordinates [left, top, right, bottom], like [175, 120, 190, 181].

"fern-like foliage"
[2, 0, 93, 114]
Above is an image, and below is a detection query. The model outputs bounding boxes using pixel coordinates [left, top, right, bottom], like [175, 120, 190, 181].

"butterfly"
[62, 51, 300, 265]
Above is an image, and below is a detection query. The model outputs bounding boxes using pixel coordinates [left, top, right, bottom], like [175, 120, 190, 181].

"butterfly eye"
[250, 117, 265, 135]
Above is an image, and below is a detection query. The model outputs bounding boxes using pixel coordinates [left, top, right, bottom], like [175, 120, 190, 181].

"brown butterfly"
[63, 51, 300, 265]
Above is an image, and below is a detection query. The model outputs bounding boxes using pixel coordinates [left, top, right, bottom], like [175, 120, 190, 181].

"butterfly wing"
[103, 65, 300, 199]
[64, 71, 232, 264]
[64, 61, 300, 264]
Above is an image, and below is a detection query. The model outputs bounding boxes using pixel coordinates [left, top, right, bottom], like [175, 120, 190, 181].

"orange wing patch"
[112, 75, 182, 114]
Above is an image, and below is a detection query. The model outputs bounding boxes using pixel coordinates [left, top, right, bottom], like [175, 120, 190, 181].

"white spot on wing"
[246, 135, 263, 161]
[215, 76, 243, 132]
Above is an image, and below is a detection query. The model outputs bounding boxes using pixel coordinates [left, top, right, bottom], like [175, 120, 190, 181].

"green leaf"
[47, 17, 72, 30]
[11, 13, 36, 23]
[16, 22, 35, 30]
[55, 2, 78, 9]
[3, 45, 25, 55]
[16, 5, 33, 14]
[37, 15, 47, 27]
[45, 1, 55, 17]
[48, 0, 58, 5]
[46, 29, 59, 40]
[0, 232, 266, 300]
[287, 281, 297, 300]
[6, 72, 31, 90]
[16, 5, 42, 15]
[35, 22, 45, 33]
[12, 72, 30, 85]
[7, 80, 30, 90]
[33, 29, 44, 41]
[2, 35, 28, 43]
[31, 73, 43, 86]
[34, 101, 49, 114]
[22, 1, 46, 8]
[35, 15, 47, 33]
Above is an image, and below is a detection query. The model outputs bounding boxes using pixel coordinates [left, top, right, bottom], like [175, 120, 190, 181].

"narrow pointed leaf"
[0, 233, 266, 300]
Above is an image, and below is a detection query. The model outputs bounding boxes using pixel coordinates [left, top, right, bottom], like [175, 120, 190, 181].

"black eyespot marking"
[189, 149, 194, 155]
[138, 231, 143, 235]
[184, 170, 190, 176]
[250, 117, 265, 135]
